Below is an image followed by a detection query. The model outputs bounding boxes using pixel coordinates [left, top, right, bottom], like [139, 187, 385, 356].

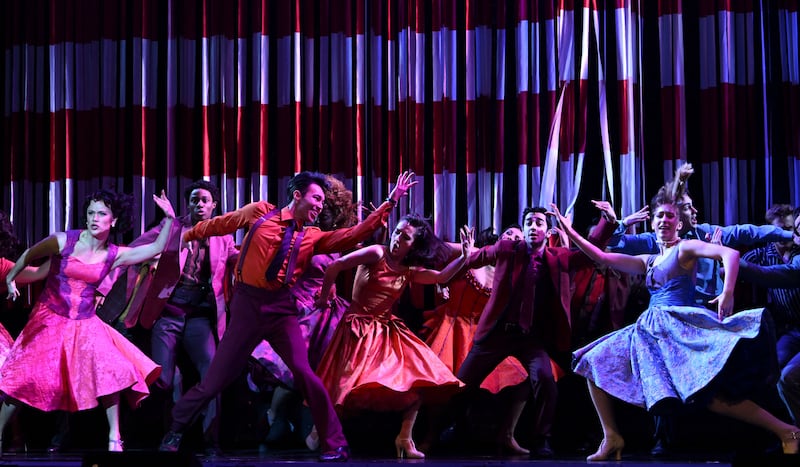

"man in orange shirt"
[159, 171, 415, 461]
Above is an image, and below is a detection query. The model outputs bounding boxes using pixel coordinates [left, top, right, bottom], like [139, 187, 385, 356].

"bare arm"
[413, 226, 474, 285]
[679, 239, 739, 320]
[550, 204, 647, 275]
[5, 234, 64, 300]
[112, 191, 176, 268]
[314, 244, 384, 308]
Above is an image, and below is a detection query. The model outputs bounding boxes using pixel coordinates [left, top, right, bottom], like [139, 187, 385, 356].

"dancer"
[1, 189, 173, 452]
[251, 175, 359, 451]
[314, 215, 471, 459]
[108, 180, 238, 454]
[607, 163, 795, 456]
[552, 195, 800, 461]
[433, 207, 615, 458]
[420, 226, 529, 453]
[739, 206, 800, 426]
[159, 171, 416, 461]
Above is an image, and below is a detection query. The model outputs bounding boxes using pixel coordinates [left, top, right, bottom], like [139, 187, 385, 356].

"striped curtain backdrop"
[2, 0, 799, 248]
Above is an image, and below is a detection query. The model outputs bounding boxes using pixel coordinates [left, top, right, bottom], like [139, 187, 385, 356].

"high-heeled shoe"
[395, 437, 425, 459]
[496, 434, 529, 456]
[587, 435, 624, 462]
[782, 430, 800, 454]
[305, 427, 320, 451]
[108, 438, 124, 452]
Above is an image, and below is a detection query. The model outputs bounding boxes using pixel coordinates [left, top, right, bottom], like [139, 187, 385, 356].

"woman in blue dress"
[550, 194, 800, 461]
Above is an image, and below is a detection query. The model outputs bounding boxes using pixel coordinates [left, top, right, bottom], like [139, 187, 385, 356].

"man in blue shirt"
[739, 208, 800, 428]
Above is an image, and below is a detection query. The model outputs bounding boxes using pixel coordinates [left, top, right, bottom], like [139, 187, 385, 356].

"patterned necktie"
[265, 222, 296, 281]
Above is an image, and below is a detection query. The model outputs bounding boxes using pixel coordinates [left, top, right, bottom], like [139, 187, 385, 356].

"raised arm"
[412, 226, 474, 285]
[314, 244, 384, 309]
[550, 204, 647, 275]
[112, 191, 176, 268]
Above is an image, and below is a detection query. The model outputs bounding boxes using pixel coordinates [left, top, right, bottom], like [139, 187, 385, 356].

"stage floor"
[1, 448, 797, 467]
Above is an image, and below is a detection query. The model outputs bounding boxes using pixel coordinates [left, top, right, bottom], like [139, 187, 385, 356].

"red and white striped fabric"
[2, 0, 799, 248]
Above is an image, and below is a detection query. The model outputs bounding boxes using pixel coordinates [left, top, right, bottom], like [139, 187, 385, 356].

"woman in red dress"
[315, 215, 472, 458]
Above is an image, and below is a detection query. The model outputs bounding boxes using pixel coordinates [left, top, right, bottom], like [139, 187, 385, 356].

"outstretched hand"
[153, 190, 176, 219]
[591, 200, 617, 224]
[622, 206, 650, 228]
[388, 171, 418, 202]
[548, 203, 571, 232]
[705, 227, 723, 245]
[459, 225, 475, 257]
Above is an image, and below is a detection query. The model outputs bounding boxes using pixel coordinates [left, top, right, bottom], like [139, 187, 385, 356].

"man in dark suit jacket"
[456, 206, 615, 457]
[100, 180, 238, 454]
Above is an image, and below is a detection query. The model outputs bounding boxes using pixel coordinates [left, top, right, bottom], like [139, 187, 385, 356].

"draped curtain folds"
[2, 0, 798, 246]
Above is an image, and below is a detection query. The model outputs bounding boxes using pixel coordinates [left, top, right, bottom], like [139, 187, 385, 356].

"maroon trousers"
[170, 283, 347, 451]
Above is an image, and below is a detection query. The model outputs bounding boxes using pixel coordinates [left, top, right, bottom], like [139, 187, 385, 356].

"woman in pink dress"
[2, 190, 175, 453]
[315, 214, 472, 459]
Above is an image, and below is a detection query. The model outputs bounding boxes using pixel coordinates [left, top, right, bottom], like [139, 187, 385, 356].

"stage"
[0, 448, 797, 467]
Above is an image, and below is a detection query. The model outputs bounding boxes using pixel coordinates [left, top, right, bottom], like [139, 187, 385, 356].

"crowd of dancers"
[0, 165, 799, 461]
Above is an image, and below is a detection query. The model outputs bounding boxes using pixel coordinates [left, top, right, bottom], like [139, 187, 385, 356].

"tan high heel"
[782, 430, 800, 454]
[108, 438, 124, 452]
[395, 437, 425, 459]
[587, 435, 624, 462]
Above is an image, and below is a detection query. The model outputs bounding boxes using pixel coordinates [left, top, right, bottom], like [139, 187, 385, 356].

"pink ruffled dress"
[0, 230, 161, 411]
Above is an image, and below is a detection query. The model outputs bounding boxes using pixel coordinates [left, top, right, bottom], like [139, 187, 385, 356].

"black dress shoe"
[319, 446, 350, 462]
[650, 439, 671, 457]
[159, 431, 183, 452]
[530, 437, 554, 459]
[46, 444, 61, 454]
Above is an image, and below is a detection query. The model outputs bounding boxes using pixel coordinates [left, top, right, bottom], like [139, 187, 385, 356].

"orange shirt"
[184, 200, 393, 290]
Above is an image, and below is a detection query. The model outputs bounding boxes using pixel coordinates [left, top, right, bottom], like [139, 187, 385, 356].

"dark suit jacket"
[99, 215, 238, 338]
[463, 218, 615, 352]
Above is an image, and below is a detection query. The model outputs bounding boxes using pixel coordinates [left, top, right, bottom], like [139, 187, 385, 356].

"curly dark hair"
[321, 175, 358, 231]
[396, 213, 450, 268]
[765, 204, 794, 224]
[0, 210, 23, 260]
[81, 189, 135, 234]
[184, 180, 221, 206]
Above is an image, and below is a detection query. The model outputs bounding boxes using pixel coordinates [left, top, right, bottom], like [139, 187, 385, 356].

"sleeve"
[0, 258, 12, 283]
[184, 202, 271, 242]
[607, 231, 659, 255]
[313, 201, 394, 253]
[699, 223, 793, 248]
[568, 217, 618, 269]
[463, 244, 498, 270]
[738, 254, 800, 289]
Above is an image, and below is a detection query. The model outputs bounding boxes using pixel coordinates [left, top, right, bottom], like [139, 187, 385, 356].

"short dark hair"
[765, 204, 794, 224]
[287, 171, 330, 203]
[521, 207, 547, 224]
[82, 189, 135, 234]
[475, 227, 498, 248]
[184, 180, 220, 206]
